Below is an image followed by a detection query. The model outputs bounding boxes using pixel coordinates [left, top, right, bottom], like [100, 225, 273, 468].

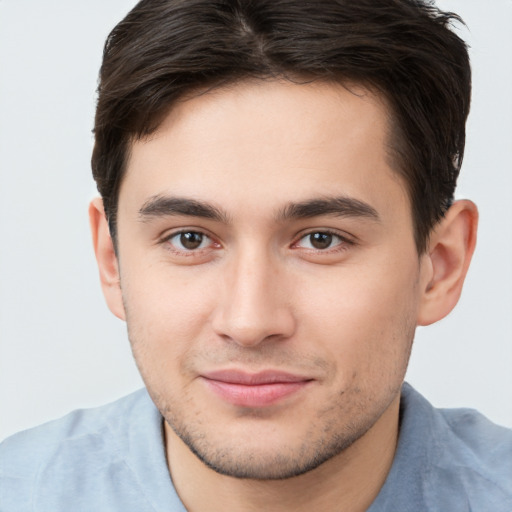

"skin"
[90, 80, 477, 511]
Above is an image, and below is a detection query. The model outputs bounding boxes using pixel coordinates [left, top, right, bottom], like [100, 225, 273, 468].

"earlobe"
[417, 200, 478, 326]
[89, 197, 126, 321]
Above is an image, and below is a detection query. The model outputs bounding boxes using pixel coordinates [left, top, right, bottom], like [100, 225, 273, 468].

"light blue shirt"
[1, 383, 511, 511]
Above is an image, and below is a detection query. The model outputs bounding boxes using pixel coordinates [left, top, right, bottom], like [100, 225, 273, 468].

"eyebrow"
[138, 195, 229, 223]
[278, 196, 380, 222]
[138, 194, 380, 224]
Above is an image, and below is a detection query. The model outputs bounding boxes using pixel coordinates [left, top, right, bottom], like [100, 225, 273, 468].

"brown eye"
[180, 232, 203, 249]
[168, 231, 209, 251]
[309, 232, 333, 249]
[296, 231, 346, 251]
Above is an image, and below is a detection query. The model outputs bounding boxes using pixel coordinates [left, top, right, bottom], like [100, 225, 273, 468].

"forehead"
[120, 79, 409, 223]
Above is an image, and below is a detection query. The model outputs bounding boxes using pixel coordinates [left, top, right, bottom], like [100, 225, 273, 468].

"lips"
[200, 370, 313, 407]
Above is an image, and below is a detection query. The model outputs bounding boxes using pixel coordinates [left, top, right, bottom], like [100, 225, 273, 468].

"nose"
[211, 249, 296, 347]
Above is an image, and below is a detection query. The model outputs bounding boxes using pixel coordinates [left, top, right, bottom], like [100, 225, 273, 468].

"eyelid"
[294, 228, 354, 244]
[160, 227, 221, 253]
[291, 229, 356, 255]
[170, 231, 210, 251]
[157, 226, 355, 256]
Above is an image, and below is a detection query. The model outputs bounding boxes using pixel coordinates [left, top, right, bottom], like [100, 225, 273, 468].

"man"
[1, 0, 511, 510]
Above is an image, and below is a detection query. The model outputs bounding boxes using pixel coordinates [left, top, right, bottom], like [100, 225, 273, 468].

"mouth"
[200, 369, 314, 407]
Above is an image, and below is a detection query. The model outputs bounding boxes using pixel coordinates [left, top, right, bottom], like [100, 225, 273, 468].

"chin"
[165, 413, 369, 480]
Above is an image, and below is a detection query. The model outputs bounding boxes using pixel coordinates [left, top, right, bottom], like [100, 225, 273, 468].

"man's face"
[113, 80, 430, 479]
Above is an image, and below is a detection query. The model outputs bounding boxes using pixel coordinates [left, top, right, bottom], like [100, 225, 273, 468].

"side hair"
[92, 0, 471, 253]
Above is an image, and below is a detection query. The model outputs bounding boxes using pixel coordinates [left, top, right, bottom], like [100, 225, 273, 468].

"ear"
[417, 200, 478, 326]
[89, 197, 126, 321]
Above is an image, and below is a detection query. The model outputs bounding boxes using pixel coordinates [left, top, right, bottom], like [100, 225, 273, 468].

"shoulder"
[438, 403, 512, 461]
[0, 389, 150, 464]
[434, 404, 512, 502]
[0, 389, 156, 511]
[372, 384, 512, 511]
[404, 384, 512, 509]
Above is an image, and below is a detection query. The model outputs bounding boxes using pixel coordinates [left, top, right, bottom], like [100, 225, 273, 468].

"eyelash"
[292, 230, 354, 253]
[161, 230, 220, 256]
[160, 228, 354, 257]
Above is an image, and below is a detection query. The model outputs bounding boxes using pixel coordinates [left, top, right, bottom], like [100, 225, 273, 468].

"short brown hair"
[92, 0, 471, 253]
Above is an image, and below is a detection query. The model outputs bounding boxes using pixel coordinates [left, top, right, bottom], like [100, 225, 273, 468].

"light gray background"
[1, 0, 511, 441]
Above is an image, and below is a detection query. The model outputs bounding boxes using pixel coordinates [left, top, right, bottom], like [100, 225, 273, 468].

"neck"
[165, 396, 400, 512]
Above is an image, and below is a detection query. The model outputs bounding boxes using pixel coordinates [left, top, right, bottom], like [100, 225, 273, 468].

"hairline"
[107, 75, 430, 254]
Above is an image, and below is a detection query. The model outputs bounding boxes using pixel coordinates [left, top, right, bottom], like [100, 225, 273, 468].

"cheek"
[297, 261, 419, 379]
[121, 265, 217, 364]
